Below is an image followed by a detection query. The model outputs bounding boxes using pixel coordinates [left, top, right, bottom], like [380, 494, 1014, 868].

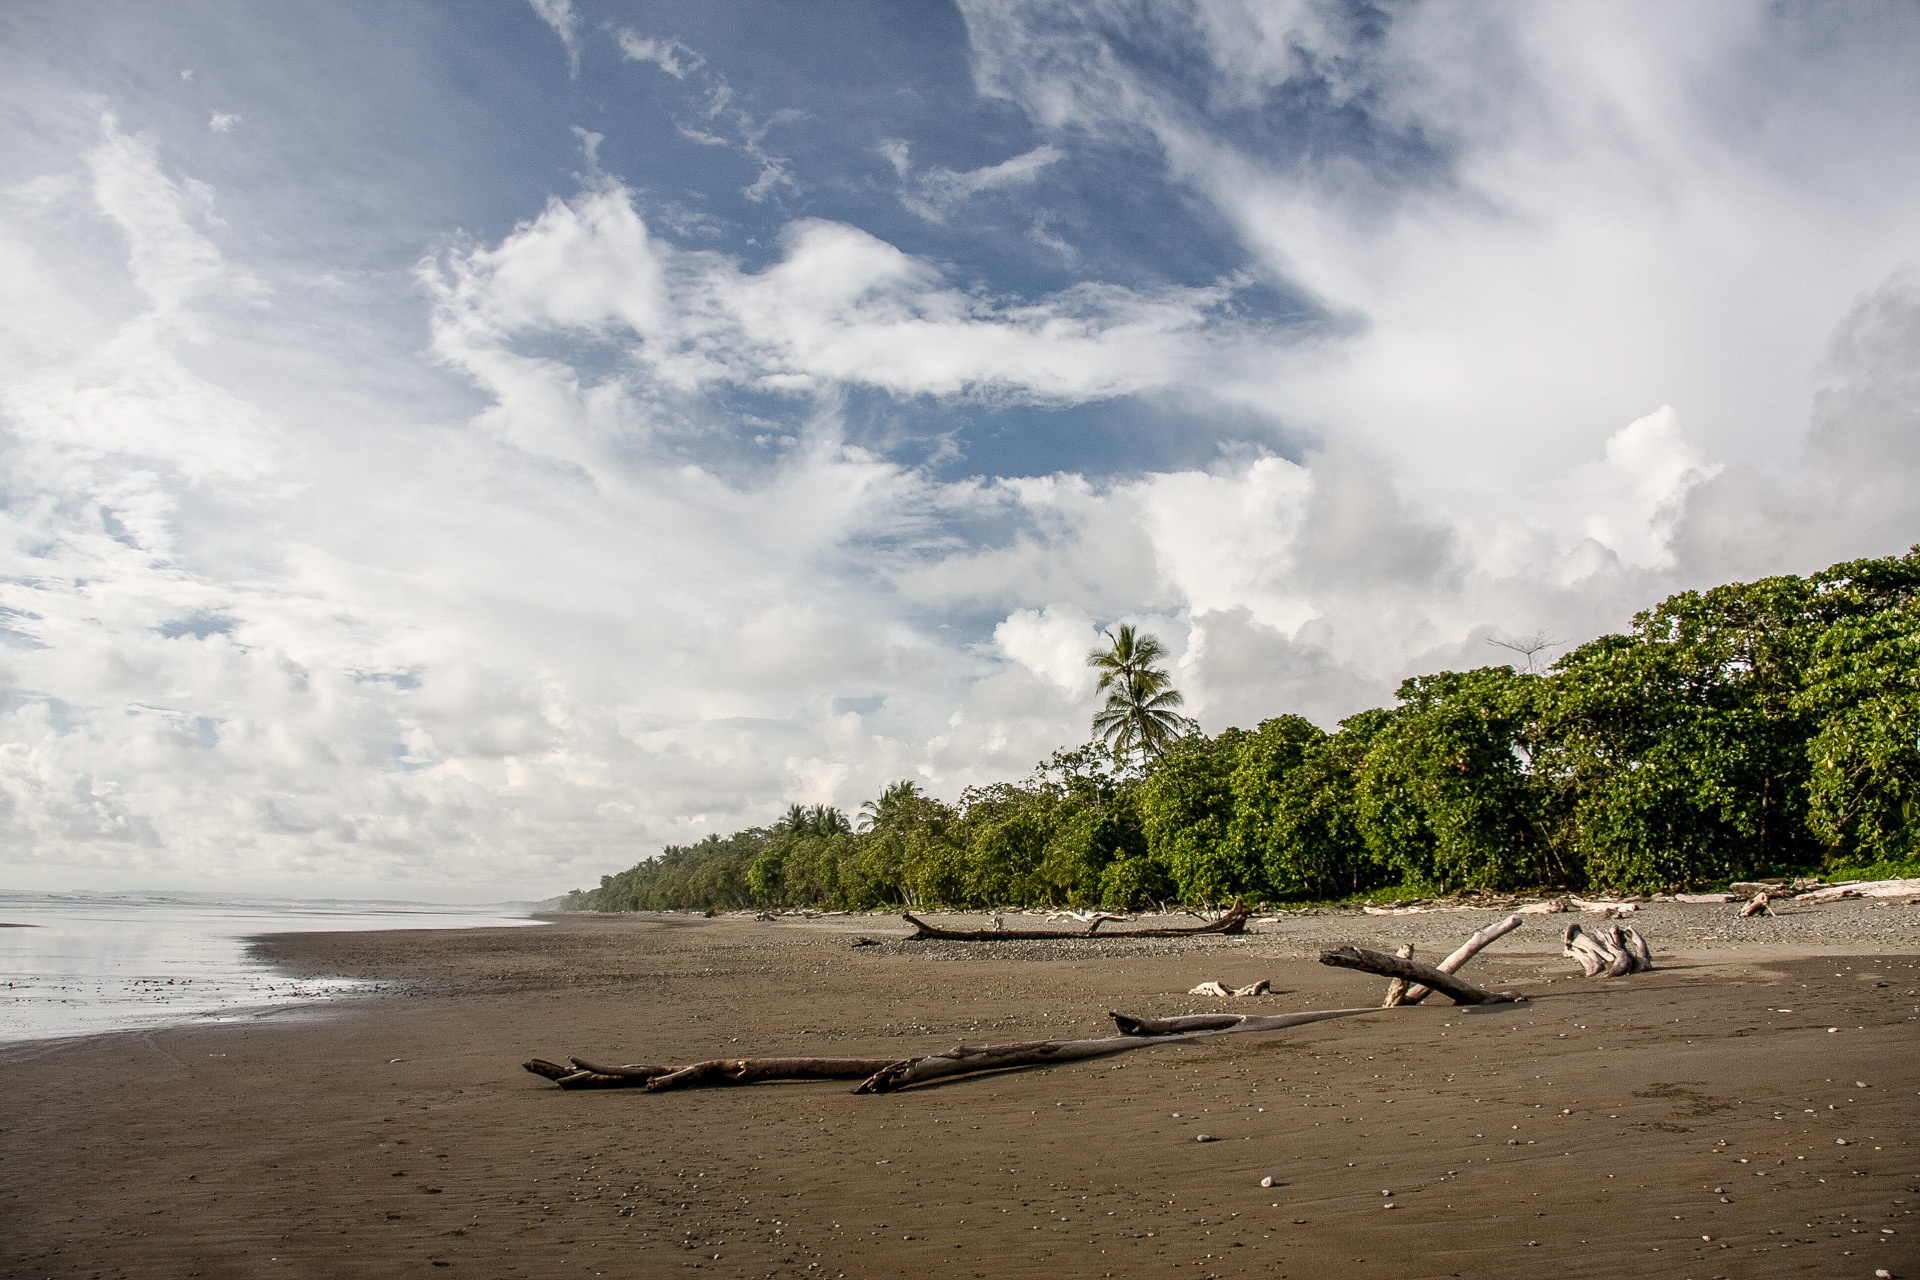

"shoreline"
[4, 903, 1916, 1278]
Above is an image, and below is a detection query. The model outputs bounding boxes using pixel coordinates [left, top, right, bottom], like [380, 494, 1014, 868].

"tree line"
[567, 548, 1920, 912]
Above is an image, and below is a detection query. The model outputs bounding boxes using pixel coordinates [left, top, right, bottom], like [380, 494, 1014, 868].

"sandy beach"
[3, 901, 1917, 1279]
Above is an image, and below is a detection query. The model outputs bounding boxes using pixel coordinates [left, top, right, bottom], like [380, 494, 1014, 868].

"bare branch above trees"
[1486, 628, 1562, 673]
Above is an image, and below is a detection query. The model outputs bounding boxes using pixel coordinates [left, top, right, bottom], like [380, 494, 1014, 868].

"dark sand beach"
[4, 902, 1917, 1279]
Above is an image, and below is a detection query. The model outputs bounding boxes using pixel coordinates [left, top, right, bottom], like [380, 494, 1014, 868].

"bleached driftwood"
[1319, 945, 1522, 1004]
[902, 903, 1249, 941]
[853, 1007, 1377, 1093]
[1046, 909, 1129, 924]
[1400, 913, 1525, 1006]
[1562, 921, 1653, 977]
[1615, 923, 1653, 970]
[1382, 943, 1416, 1008]
[1740, 891, 1773, 918]
[1188, 979, 1271, 997]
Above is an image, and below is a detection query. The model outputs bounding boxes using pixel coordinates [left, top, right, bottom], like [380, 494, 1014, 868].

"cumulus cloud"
[207, 111, 241, 133]
[994, 603, 1099, 693]
[958, 0, 1920, 502]
[421, 182, 1251, 421]
[2, 7, 1915, 901]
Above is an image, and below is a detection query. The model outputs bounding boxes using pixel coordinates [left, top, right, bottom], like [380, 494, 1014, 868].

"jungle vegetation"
[568, 548, 1920, 911]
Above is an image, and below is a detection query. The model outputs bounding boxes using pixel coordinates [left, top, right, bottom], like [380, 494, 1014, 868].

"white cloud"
[896, 143, 1065, 223]
[527, 0, 582, 76]
[959, 1, 1920, 506]
[422, 183, 1247, 419]
[2, 9, 1916, 902]
[993, 603, 1099, 693]
[617, 31, 795, 203]
[616, 31, 701, 80]
[207, 112, 241, 133]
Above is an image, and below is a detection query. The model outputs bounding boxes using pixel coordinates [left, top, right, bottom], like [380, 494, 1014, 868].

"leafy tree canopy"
[567, 547, 1920, 912]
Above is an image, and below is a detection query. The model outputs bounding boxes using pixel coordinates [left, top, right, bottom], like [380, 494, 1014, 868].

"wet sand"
[3, 902, 1917, 1279]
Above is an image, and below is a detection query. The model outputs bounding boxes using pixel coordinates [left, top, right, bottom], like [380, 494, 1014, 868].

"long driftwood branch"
[852, 1006, 1378, 1093]
[527, 1006, 1377, 1094]
[1106, 1008, 1368, 1038]
[645, 1057, 905, 1091]
[901, 903, 1249, 942]
[1400, 913, 1526, 1005]
[1319, 945, 1522, 1004]
[522, 1056, 904, 1091]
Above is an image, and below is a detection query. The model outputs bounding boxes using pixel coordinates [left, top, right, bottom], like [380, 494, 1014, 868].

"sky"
[0, 1, 1916, 901]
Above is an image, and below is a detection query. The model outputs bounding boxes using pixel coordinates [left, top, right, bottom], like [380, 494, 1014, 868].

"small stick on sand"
[523, 1056, 904, 1090]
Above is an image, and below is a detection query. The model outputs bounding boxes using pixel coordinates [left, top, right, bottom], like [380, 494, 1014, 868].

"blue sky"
[2, 1, 1917, 899]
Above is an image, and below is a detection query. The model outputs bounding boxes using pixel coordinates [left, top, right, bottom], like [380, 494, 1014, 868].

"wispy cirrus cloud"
[617, 29, 796, 202]
[885, 140, 1065, 223]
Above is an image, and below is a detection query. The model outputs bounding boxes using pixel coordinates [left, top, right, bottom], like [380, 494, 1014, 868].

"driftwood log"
[1400, 913, 1526, 1005]
[852, 1006, 1377, 1093]
[1319, 945, 1522, 1004]
[1562, 921, 1653, 976]
[524, 919, 1541, 1095]
[901, 903, 1249, 942]
[525, 1005, 1377, 1094]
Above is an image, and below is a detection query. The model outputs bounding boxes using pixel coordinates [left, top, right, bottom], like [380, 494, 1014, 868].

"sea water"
[0, 891, 542, 1045]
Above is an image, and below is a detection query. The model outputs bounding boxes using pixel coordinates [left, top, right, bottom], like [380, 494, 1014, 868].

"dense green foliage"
[568, 549, 1920, 912]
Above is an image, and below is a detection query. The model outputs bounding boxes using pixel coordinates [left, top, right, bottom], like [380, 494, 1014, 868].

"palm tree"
[779, 803, 851, 837]
[1086, 623, 1196, 763]
[858, 780, 923, 832]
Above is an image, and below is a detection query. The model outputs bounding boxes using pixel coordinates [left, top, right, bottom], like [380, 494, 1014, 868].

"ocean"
[0, 891, 542, 1045]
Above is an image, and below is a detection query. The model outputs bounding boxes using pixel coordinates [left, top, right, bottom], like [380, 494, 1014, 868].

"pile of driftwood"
[525, 910, 1657, 1095]
[1562, 919, 1654, 976]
